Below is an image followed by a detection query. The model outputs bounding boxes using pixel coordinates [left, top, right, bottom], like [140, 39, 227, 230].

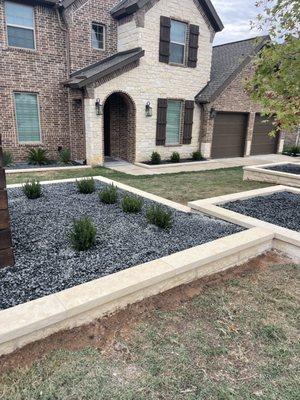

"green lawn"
[0, 261, 298, 399]
[6, 166, 269, 204]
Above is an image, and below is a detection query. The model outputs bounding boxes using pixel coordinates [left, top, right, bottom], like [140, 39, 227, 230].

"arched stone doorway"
[103, 92, 136, 163]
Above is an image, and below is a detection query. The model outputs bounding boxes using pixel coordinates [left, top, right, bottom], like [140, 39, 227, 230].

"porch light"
[145, 101, 153, 117]
[95, 98, 103, 115]
[210, 108, 217, 119]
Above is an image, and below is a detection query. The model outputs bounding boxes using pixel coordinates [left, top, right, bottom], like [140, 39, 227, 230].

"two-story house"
[0, 0, 285, 166]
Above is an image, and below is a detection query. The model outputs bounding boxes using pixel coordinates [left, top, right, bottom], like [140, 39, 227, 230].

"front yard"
[6, 166, 269, 204]
[0, 253, 298, 399]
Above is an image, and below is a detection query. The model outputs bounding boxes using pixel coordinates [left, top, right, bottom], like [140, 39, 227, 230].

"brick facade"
[0, 0, 119, 163]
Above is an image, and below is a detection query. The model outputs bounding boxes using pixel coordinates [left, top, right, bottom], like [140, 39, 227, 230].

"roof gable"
[196, 36, 270, 103]
[111, 0, 224, 32]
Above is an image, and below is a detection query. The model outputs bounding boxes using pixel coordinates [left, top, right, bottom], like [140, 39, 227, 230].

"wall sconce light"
[145, 101, 153, 117]
[95, 98, 103, 115]
[210, 108, 217, 119]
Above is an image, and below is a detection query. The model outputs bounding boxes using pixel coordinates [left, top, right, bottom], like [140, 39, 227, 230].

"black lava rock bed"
[264, 163, 300, 175]
[0, 182, 243, 310]
[222, 191, 300, 232]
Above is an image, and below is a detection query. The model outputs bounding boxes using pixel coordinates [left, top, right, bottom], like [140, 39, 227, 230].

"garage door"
[211, 112, 248, 158]
[251, 114, 278, 155]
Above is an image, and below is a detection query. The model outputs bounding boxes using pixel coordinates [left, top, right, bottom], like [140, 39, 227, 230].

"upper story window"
[14, 92, 41, 143]
[170, 20, 187, 65]
[91, 23, 105, 50]
[5, 1, 35, 50]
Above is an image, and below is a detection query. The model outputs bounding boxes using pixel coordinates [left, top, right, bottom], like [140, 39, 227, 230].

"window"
[92, 23, 105, 50]
[5, 1, 35, 49]
[14, 93, 41, 143]
[170, 20, 187, 64]
[166, 100, 182, 145]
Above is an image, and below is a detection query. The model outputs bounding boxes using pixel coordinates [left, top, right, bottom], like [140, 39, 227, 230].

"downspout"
[55, 4, 75, 159]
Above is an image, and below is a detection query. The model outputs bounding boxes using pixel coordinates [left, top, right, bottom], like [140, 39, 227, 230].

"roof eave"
[67, 50, 145, 89]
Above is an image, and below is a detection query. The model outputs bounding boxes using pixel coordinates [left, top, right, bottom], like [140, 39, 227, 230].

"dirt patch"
[0, 250, 291, 374]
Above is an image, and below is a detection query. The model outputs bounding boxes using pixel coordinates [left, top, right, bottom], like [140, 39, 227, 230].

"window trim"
[13, 91, 42, 145]
[91, 22, 106, 51]
[5, 1, 36, 50]
[169, 19, 188, 66]
[165, 99, 184, 146]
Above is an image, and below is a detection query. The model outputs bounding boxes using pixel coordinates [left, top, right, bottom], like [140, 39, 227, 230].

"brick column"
[0, 135, 14, 268]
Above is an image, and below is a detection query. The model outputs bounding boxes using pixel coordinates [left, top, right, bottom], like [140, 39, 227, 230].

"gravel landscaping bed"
[222, 191, 300, 232]
[264, 163, 300, 175]
[0, 182, 243, 310]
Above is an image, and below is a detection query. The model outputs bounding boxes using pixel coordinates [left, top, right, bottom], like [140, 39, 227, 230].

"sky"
[212, 0, 264, 45]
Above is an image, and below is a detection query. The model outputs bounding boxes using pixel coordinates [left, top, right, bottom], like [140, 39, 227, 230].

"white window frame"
[13, 92, 42, 144]
[5, 1, 36, 50]
[170, 19, 188, 66]
[165, 99, 183, 146]
[91, 22, 105, 51]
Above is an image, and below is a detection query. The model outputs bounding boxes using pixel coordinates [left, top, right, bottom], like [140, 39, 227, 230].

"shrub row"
[2, 147, 72, 167]
[22, 179, 173, 251]
[150, 150, 203, 165]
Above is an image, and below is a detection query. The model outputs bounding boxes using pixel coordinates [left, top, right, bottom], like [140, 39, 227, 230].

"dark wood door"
[211, 112, 248, 158]
[251, 114, 279, 155]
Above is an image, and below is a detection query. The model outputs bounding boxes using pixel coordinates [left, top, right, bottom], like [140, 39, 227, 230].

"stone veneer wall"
[0, 135, 14, 268]
[84, 0, 214, 165]
[199, 62, 284, 158]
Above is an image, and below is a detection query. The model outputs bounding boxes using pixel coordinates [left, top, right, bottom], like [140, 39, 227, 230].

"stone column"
[0, 135, 14, 267]
[245, 112, 255, 156]
[84, 94, 103, 166]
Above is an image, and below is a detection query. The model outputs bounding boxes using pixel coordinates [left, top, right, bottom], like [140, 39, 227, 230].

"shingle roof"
[196, 36, 270, 103]
[66, 47, 145, 88]
[111, 0, 223, 31]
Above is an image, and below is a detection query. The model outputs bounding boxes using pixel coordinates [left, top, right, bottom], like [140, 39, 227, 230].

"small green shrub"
[76, 178, 95, 194]
[150, 151, 161, 165]
[121, 195, 143, 213]
[58, 148, 71, 164]
[22, 179, 42, 199]
[27, 148, 49, 165]
[289, 146, 300, 156]
[170, 152, 180, 163]
[99, 184, 118, 204]
[192, 151, 203, 161]
[69, 217, 97, 251]
[3, 150, 13, 167]
[146, 205, 173, 230]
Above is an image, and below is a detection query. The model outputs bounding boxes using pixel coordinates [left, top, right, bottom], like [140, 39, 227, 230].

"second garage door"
[251, 114, 279, 155]
[211, 112, 248, 158]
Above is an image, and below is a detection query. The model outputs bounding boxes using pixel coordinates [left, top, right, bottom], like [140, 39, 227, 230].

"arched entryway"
[103, 92, 136, 163]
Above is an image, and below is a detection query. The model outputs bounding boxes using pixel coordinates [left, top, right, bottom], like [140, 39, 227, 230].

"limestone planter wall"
[0, 176, 277, 357]
[189, 185, 300, 260]
[243, 162, 300, 188]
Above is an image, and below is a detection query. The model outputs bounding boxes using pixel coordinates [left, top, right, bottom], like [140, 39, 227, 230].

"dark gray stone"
[0, 182, 243, 310]
[264, 163, 300, 175]
[222, 191, 300, 232]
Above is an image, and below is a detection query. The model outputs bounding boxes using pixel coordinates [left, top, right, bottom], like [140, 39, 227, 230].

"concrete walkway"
[104, 154, 292, 176]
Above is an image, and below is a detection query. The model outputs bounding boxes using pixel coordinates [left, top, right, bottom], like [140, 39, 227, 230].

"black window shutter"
[159, 16, 171, 64]
[188, 24, 199, 68]
[183, 100, 194, 144]
[156, 99, 168, 145]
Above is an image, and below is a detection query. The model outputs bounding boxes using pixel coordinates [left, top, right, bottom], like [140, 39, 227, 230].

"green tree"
[247, 0, 300, 135]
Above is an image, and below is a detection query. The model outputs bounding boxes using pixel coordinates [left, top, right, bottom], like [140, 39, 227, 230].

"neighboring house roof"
[196, 35, 270, 103]
[66, 47, 145, 88]
[23, 0, 58, 5]
[111, 0, 224, 32]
